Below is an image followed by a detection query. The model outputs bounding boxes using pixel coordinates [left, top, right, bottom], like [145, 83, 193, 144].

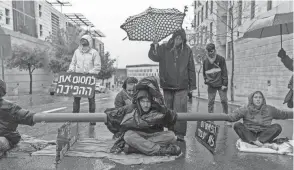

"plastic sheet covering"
[236, 139, 293, 156]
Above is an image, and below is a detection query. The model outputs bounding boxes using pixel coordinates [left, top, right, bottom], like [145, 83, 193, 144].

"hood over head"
[79, 34, 93, 52]
[167, 28, 187, 49]
[247, 91, 267, 115]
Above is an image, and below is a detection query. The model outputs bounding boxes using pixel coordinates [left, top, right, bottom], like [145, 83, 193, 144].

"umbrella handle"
[280, 24, 283, 48]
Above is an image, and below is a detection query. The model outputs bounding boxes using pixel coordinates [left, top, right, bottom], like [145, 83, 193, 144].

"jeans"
[73, 93, 96, 124]
[207, 86, 228, 114]
[123, 130, 176, 155]
[163, 89, 188, 136]
[233, 122, 282, 143]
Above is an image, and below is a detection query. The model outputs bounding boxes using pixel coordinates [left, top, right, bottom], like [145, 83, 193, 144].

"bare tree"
[196, 0, 251, 101]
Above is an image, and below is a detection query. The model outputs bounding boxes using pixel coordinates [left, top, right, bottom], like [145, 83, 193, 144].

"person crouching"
[0, 79, 36, 155]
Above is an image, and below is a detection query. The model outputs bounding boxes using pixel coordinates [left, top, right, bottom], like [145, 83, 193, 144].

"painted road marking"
[42, 107, 67, 113]
[81, 102, 88, 105]
[101, 98, 108, 100]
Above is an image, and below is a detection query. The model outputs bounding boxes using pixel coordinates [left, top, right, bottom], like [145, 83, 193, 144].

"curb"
[195, 96, 243, 107]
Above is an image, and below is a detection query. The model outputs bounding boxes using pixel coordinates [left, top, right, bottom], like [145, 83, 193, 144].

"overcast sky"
[57, 0, 194, 68]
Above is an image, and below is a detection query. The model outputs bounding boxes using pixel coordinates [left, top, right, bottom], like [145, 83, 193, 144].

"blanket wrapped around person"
[104, 77, 180, 156]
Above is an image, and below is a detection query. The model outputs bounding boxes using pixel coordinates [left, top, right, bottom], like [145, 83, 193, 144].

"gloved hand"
[151, 102, 168, 114]
[278, 48, 286, 58]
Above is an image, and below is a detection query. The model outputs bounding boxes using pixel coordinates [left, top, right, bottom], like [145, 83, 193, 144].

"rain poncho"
[104, 77, 177, 153]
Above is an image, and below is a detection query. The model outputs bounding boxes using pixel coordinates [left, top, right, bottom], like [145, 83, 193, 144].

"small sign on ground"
[195, 121, 219, 153]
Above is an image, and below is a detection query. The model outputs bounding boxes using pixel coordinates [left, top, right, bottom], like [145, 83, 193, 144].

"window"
[210, 1, 213, 14]
[197, 11, 200, 25]
[205, 1, 208, 18]
[39, 4, 42, 17]
[200, 27, 203, 45]
[12, 1, 37, 37]
[205, 26, 208, 43]
[238, 0, 242, 26]
[267, 0, 272, 11]
[193, 14, 196, 28]
[51, 13, 60, 37]
[251, 0, 255, 19]
[228, 7, 233, 29]
[5, 8, 10, 25]
[196, 32, 199, 44]
[210, 22, 213, 41]
[39, 24, 43, 36]
[201, 7, 204, 22]
[227, 41, 232, 60]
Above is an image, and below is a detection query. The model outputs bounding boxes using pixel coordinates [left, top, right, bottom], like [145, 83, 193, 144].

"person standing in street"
[277, 48, 293, 108]
[148, 28, 196, 141]
[67, 34, 101, 125]
[202, 43, 229, 122]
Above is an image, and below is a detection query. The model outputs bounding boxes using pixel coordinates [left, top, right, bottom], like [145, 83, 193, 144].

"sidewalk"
[193, 91, 292, 111]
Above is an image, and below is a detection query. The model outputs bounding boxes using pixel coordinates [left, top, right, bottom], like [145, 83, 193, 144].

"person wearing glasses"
[114, 77, 138, 108]
[203, 43, 229, 124]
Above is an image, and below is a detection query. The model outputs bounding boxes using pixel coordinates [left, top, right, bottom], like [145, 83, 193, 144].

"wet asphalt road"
[0, 91, 293, 170]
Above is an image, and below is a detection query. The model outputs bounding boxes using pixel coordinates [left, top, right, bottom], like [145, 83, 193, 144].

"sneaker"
[154, 144, 181, 156]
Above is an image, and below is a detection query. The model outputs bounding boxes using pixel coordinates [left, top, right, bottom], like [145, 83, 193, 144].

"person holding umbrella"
[148, 28, 196, 141]
[277, 48, 293, 108]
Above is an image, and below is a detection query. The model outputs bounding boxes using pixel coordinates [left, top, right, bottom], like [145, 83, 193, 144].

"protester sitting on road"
[67, 34, 101, 126]
[114, 77, 138, 108]
[278, 48, 293, 108]
[105, 77, 181, 156]
[0, 79, 36, 155]
[227, 91, 293, 149]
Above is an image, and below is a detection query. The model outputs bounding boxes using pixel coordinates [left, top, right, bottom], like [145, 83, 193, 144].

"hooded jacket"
[148, 29, 196, 90]
[114, 77, 138, 108]
[0, 98, 35, 147]
[104, 77, 177, 152]
[228, 91, 293, 132]
[68, 35, 101, 74]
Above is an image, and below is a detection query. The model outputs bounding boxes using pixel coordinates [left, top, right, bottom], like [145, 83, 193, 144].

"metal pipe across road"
[33, 113, 230, 123]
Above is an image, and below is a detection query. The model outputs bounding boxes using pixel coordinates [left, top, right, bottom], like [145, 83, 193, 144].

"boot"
[124, 144, 140, 154]
[154, 144, 181, 156]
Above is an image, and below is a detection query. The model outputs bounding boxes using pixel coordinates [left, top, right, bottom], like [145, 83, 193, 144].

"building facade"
[126, 64, 159, 81]
[193, 0, 293, 102]
[0, 0, 105, 95]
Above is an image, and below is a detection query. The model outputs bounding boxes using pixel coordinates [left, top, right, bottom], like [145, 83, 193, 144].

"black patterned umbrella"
[120, 7, 185, 42]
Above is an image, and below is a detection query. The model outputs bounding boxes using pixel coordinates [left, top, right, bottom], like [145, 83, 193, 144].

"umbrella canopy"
[120, 7, 185, 42]
[243, 12, 293, 47]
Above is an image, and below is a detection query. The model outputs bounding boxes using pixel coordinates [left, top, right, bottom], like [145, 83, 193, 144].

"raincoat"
[68, 35, 101, 74]
[228, 91, 293, 132]
[104, 77, 177, 153]
[148, 29, 196, 90]
[0, 98, 35, 147]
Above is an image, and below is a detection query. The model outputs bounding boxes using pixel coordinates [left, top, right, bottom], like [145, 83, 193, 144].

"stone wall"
[233, 34, 293, 99]
[2, 27, 54, 95]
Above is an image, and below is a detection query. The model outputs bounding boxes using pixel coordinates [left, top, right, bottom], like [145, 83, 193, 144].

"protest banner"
[195, 121, 219, 153]
[55, 72, 96, 98]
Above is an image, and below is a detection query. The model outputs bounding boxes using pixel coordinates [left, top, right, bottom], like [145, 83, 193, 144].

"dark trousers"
[233, 122, 282, 143]
[163, 89, 187, 136]
[207, 86, 228, 114]
[73, 93, 96, 123]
